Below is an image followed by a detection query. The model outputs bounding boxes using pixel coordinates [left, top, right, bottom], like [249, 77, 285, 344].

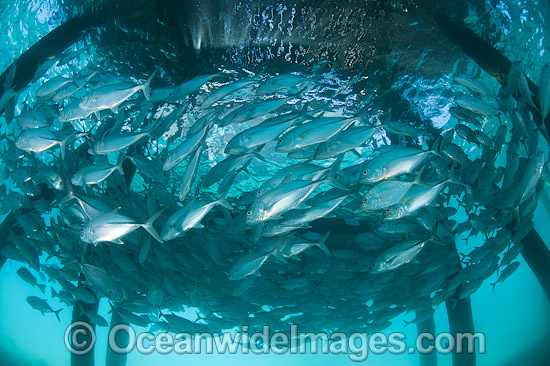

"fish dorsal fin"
[281, 174, 293, 185]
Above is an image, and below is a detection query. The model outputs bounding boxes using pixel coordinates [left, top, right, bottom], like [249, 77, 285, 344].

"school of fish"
[0, 47, 549, 336]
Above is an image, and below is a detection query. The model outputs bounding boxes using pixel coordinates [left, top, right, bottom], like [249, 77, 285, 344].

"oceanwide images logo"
[64, 322, 486, 361]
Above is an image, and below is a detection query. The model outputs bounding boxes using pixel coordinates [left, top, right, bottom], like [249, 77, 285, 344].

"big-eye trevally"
[80, 210, 164, 244]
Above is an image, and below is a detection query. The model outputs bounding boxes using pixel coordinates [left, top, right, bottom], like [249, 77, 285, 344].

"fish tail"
[325, 156, 348, 191]
[142, 209, 164, 243]
[316, 231, 331, 255]
[251, 151, 266, 162]
[413, 166, 429, 186]
[271, 250, 288, 264]
[143, 68, 159, 100]
[59, 132, 77, 160]
[216, 196, 233, 211]
[215, 178, 234, 211]
[53, 308, 62, 322]
[402, 319, 412, 329]
[114, 154, 128, 176]
[58, 187, 76, 205]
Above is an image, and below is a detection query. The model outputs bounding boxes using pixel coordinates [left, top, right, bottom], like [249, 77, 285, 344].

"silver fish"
[80, 69, 158, 112]
[361, 148, 437, 184]
[202, 152, 264, 188]
[15, 129, 77, 158]
[178, 144, 203, 201]
[225, 113, 297, 154]
[384, 180, 452, 220]
[71, 162, 124, 186]
[276, 117, 356, 153]
[370, 237, 428, 273]
[161, 197, 232, 241]
[202, 78, 258, 108]
[169, 73, 220, 101]
[361, 170, 425, 211]
[89, 131, 153, 155]
[313, 126, 375, 160]
[163, 124, 208, 171]
[455, 95, 502, 115]
[59, 100, 95, 122]
[80, 209, 163, 244]
[79, 263, 126, 301]
[516, 151, 545, 204]
[246, 179, 326, 225]
[453, 74, 493, 96]
[15, 110, 50, 129]
[36, 75, 76, 98]
[278, 232, 331, 258]
[257, 74, 309, 94]
[220, 93, 300, 127]
[229, 252, 272, 280]
[539, 62, 550, 124]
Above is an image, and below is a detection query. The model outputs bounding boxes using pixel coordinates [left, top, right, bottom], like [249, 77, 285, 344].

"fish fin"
[316, 231, 331, 255]
[252, 224, 264, 242]
[114, 156, 127, 176]
[239, 160, 252, 174]
[94, 110, 101, 120]
[111, 238, 124, 245]
[294, 202, 311, 210]
[299, 101, 313, 120]
[216, 197, 233, 211]
[142, 209, 164, 243]
[58, 182, 78, 206]
[352, 149, 362, 157]
[280, 174, 293, 185]
[59, 132, 78, 160]
[216, 184, 234, 211]
[193, 222, 204, 229]
[412, 166, 428, 186]
[110, 104, 119, 114]
[38, 283, 46, 294]
[271, 250, 288, 264]
[403, 319, 412, 329]
[251, 151, 266, 162]
[53, 308, 62, 322]
[143, 68, 159, 100]
[325, 155, 348, 190]
[490, 282, 496, 293]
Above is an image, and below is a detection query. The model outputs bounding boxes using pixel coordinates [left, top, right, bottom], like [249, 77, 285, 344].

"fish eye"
[227, 141, 232, 145]
[363, 170, 367, 175]
[257, 190, 261, 194]
[371, 262, 377, 267]
[334, 174, 339, 179]
[279, 139, 283, 143]
[247, 211, 251, 215]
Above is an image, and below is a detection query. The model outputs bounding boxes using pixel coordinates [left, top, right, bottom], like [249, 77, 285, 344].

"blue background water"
[1, 0, 549, 365]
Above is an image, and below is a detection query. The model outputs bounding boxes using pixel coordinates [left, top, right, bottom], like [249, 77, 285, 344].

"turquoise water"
[1, 1, 550, 365]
